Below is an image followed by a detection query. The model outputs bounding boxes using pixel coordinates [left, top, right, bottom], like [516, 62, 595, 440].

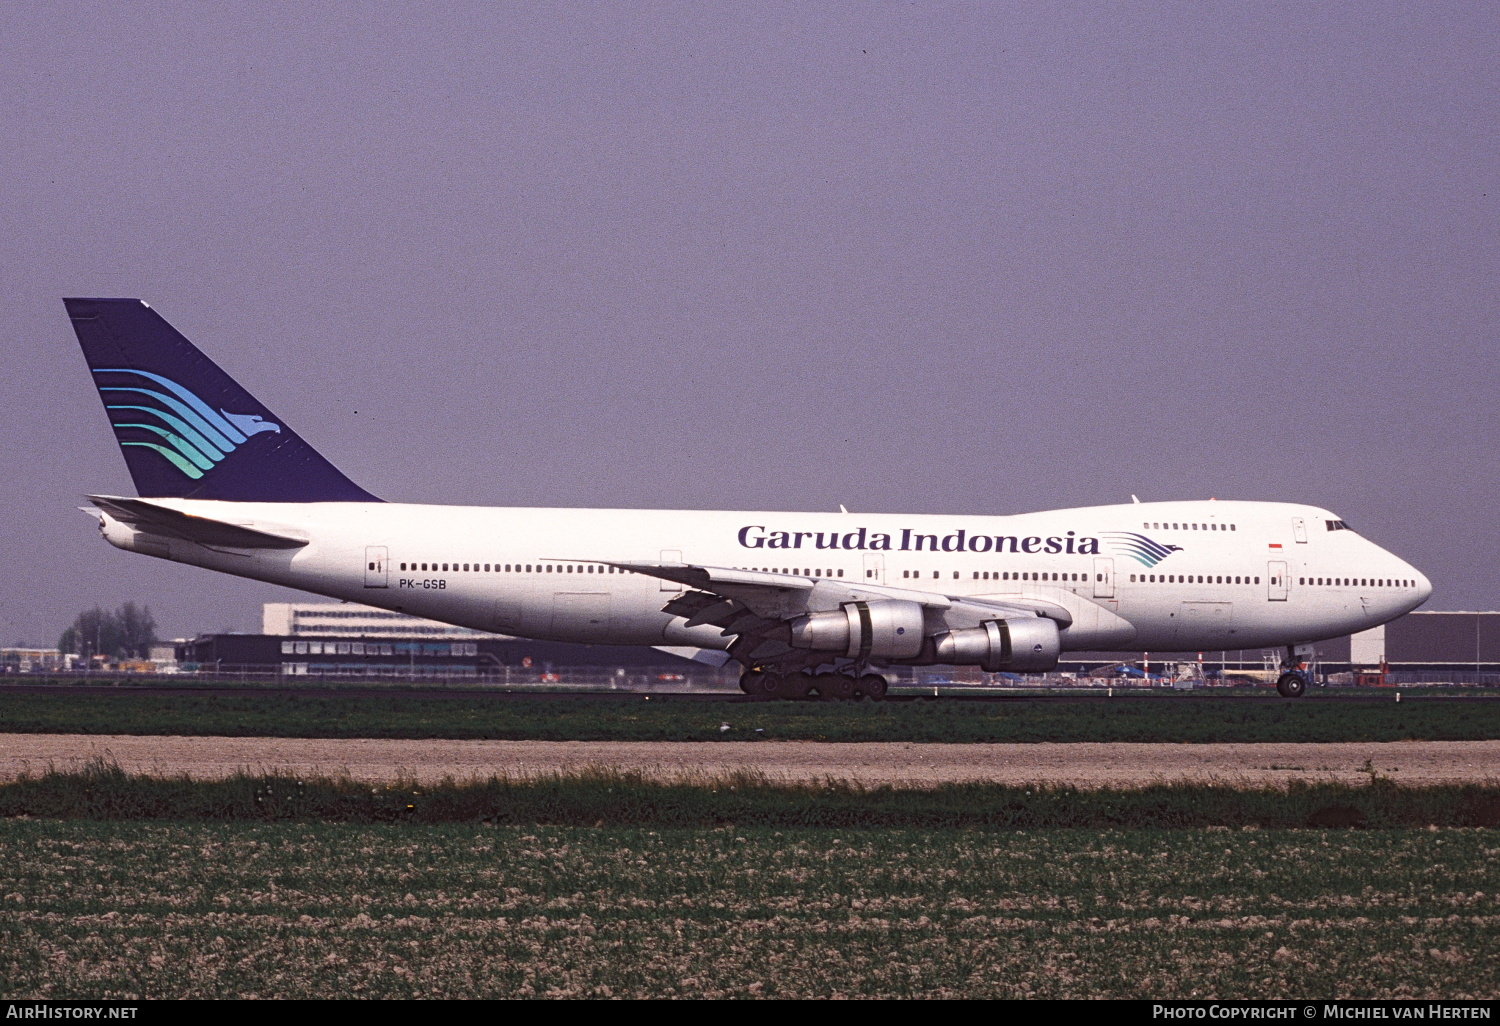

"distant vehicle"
[655, 673, 686, 681]
[1114, 665, 1169, 683]
[65, 299, 1432, 702]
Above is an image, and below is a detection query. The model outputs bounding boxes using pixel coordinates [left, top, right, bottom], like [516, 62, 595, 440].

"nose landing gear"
[1276, 645, 1315, 698]
[1275, 671, 1307, 698]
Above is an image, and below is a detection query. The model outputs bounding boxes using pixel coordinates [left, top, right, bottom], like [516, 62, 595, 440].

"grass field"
[4, 763, 1500, 830]
[2, 690, 1497, 742]
[1, 819, 1494, 999]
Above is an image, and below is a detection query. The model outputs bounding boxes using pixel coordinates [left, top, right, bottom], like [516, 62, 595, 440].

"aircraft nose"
[1415, 569, 1433, 605]
[1394, 554, 1433, 609]
[1377, 539, 1431, 610]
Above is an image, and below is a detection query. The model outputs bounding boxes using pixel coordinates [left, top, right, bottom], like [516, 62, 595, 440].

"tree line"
[58, 603, 158, 660]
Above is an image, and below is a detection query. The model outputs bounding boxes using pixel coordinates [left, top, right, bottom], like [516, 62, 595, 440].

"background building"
[261, 602, 499, 640]
[0, 648, 75, 673]
[1343, 611, 1500, 676]
[175, 602, 696, 677]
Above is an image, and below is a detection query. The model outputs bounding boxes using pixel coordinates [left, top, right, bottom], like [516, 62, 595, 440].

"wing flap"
[608, 562, 817, 594]
[652, 645, 733, 667]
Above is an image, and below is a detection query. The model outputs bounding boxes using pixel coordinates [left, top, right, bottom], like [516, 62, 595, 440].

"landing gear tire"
[777, 672, 815, 699]
[741, 670, 779, 698]
[857, 673, 889, 701]
[816, 672, 855, 700]
[1276, 672, 1307, 698]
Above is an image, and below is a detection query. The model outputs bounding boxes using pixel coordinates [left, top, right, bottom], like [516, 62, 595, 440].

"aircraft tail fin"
[65, 298, 380, 502]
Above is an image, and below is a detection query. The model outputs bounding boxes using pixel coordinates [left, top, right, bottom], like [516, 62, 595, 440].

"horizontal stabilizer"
[88, 495, 309, 549]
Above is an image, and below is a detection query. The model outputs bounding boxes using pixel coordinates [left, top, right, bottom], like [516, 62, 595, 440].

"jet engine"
[789, 600, 925, 660]
[933, 616, 1060, 672]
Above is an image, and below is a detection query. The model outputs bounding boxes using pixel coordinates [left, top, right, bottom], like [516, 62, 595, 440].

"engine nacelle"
[933, 617, 1060, 672]
[789, 600, 925, 660]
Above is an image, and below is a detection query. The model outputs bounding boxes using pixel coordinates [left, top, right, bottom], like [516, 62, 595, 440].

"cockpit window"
[1326, 519, 1354, 532]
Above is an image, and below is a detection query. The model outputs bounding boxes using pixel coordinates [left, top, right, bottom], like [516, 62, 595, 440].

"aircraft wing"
[607, 560, 1072, 665]
[87, 495, 310, 550]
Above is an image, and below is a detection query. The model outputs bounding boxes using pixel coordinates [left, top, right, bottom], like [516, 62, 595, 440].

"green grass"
[2, 690, 1497, 742]
[5, 763, 1499, 830]
[1, 819, 1494, 998]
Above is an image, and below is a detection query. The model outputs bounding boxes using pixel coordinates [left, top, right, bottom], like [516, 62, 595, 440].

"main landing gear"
[739, 668, 889, 701]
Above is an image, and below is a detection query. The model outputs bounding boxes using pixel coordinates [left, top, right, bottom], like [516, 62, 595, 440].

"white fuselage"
[97, 498, 1431, 657]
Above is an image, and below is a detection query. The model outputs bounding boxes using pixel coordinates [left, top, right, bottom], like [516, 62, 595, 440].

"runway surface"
[3, 734, 1498, 787]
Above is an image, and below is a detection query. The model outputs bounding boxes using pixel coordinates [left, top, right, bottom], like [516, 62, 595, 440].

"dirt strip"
[2, 734, 1498, 787]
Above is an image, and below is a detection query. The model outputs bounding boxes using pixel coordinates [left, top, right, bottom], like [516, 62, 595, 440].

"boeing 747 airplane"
[66, 298, 1431, 698]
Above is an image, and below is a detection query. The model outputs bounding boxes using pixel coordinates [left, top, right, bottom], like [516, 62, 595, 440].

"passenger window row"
[892, 570, 1101, 583]
[398, 562, 623, 574]
[1146, 522, 1235, 531]
[742, 568, 845, 578]
[890, 570, 1100, 583]
[1130, 573, 1260, 584]
[1300, 577, 1412, 587]
[975, 571, 1098, 582]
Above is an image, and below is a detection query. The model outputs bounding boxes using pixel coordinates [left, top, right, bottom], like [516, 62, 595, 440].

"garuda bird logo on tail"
[94, 368, 280, 480]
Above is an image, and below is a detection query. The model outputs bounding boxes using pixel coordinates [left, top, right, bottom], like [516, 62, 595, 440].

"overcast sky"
[1, 2, 1496, 645]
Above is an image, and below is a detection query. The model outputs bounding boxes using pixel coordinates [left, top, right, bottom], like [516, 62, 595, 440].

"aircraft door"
[863, 553, 885, 585]
[1267, 560, 1288, 601]
[1093, 557, 1115, 599]
[364, 546, 389, 589]
[660, 549, 684, 592]
[1292, 518, 1308, 544]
